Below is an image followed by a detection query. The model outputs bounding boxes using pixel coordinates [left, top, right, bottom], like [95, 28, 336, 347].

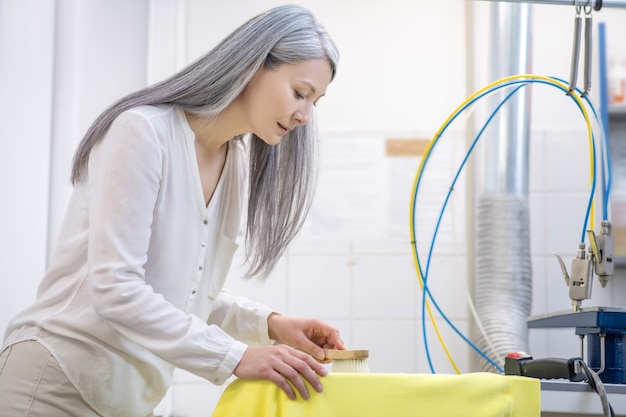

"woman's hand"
[267, 313, 345, 361]
[232, 344, 328, 400]
[232, 314, 346, 400]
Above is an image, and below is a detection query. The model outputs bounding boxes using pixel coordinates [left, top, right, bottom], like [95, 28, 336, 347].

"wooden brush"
[323, 349, 370, 373]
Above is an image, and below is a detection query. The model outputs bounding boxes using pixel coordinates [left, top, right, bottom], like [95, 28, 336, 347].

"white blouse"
[3, 105, 274, 417]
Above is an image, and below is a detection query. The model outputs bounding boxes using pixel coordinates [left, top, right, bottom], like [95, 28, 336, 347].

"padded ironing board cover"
[211, 372, 540, 417]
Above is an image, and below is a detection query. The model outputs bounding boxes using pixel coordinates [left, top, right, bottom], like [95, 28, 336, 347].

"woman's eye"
[295, 90, 305, 99]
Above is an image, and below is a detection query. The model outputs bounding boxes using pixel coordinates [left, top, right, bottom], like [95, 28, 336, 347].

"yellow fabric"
[211, 372, 540, 417]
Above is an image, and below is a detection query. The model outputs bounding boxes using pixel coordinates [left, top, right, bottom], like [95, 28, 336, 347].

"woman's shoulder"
[111, 105, 187, 139]
[101, 105, 187, 154]
[119, 104, 177, 122]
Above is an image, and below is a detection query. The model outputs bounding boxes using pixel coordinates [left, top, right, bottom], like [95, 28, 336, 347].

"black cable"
[577, 359, 615, 417]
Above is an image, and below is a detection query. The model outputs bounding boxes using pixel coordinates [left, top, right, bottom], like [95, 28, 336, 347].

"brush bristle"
[331, 358, 371, 373]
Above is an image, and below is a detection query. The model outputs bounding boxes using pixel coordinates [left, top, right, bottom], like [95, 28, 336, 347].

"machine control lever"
[504, 352, 586, 382]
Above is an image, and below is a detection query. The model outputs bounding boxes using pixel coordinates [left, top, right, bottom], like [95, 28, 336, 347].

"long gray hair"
[70, 4, 339, 279]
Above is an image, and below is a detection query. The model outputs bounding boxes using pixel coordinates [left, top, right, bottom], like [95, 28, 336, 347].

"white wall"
[2, 1, 626, 416]
[0, 0, 54, 337]
[0, 1, 54, 329]
[0, 0, 150, 339]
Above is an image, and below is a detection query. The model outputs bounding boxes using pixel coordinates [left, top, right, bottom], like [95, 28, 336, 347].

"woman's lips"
[278, 122, 289, 133]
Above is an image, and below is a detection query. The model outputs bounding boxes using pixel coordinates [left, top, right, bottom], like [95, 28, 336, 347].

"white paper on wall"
[307, 131, 388, 240]
[305, 131, 467, 250]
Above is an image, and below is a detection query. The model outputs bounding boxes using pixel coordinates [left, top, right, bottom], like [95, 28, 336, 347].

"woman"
[0, 5, 344, 417]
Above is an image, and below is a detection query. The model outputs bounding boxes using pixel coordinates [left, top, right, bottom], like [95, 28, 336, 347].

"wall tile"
[416, 319, 470, 374]
[351, 319, 418, 373]
[288, 237, 352, 255]
[546, 257, 578, 311]
[585, 277, 617, 308]
[352, 239, 410, 256]
[170, 382, 226, 417]
[545, 328, 583, 359]
[224, 256, 288, 313]
[286, 255, 351, 318]
[421, 253, 469, 320]
[351, 255, 417, 319]
[529, 130, 547, 192]
[528, 328, 550, 359]
[530, 255, 548, 317]
[610, 270, 626, 306]
[544, 130, 592, 192]
[325, 319, 352, 347]
[529, 192, 547, 255]
[545, 191, 592, 255]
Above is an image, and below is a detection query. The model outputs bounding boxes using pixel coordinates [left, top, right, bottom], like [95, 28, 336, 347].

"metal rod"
[568, 7, 582, 94]
[479, 0, 626, 10]
[582, 9, 593, 96]
[598, 334, 606, 375]
[579, 334, 585, 360]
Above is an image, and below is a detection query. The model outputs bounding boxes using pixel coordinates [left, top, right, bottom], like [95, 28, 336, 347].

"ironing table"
[211, 372, 540, 416]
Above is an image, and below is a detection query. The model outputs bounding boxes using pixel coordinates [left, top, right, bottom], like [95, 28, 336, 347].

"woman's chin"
[256, 133, 283, 146]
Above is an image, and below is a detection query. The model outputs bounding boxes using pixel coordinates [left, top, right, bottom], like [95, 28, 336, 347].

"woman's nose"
[293, 105, 311, 126]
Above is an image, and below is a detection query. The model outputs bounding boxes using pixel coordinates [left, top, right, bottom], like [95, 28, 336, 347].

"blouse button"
[198, 265, 203, 271]
[201, 242, 206, 247]
[192, 290, 197, 295]
[203, 219, 208, 225]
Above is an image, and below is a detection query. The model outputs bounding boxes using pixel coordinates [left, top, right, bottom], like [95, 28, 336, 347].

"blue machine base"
[585, 333, 626, 384]
[527, 307, 626, 384]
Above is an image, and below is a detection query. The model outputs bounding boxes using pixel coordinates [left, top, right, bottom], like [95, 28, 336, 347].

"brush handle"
[323, 349, 369, 360]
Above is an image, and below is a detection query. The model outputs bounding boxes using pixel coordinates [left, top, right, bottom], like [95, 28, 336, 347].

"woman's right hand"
[233, 344, 328, 400]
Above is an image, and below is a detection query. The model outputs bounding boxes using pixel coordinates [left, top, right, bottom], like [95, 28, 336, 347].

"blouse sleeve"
[208, 289, 275, 345]
[85, 109, 244, 385]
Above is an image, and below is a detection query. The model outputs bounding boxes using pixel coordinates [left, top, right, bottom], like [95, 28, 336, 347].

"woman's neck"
[184, 100, 248, 153]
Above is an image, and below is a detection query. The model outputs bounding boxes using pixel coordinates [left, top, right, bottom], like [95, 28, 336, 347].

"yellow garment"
[212, 372, 540, 417]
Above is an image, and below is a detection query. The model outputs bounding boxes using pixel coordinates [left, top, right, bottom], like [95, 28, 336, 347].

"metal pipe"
[473, 1, 533, 372]
[484, 2, 532, 195]
[479, 0, 626, 9]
